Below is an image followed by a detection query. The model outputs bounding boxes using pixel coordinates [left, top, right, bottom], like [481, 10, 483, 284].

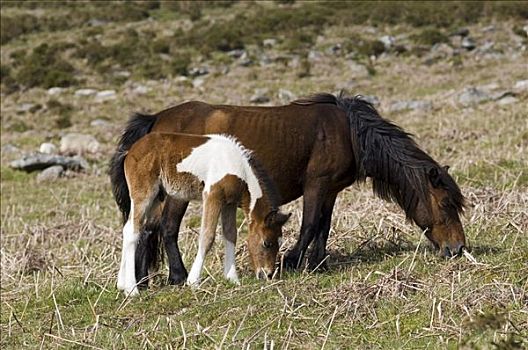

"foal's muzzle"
[257, 269, 275, 280]
[443, 243, 466, 258]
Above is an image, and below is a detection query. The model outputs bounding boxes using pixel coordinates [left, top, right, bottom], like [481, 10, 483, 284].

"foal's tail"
[334, 93, 439, 219]
[109, 113, 158, 224]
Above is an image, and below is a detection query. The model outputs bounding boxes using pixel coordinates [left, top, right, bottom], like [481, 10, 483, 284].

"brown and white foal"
[117, 133, 289, 296]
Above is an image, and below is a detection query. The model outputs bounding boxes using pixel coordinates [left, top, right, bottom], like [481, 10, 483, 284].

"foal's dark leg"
[307, 193, 337, 271]
[162, 197, 189, 285]
[283, 181, 327, 270]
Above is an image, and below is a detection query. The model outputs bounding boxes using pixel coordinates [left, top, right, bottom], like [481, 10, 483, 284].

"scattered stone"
[388, 100, 432, 112]
[239, 58, 253, 67]
[47, 87, 65, 95]
[10, 154, 88, 172]
[87, 18, 107, 27]
[37, 165, 64, 182]
[60, 133, 100, 155]
[451, 28, 470, 37]
[379, 35, 395, 50]
[113, 70, 131, 78]
[227, 49, 246, 59]
[2, 144, 20, 154]
[497, 96, 518, 105]
[39, 142, 57, 154]
[74, 88, 97, 97]
[481, 25, 495, 33]
[95, 90, 117, 102]
[263, 38, 277, 47]
[174, 76, 189, 83]
[347, 61, 370, 78]
[188, 66, 209, 77]
[16, 103, 36, 113]
[308, 50, 323, 62]
[131, 84, 151, 95]
[250, 88, 270, 104]
[259, 54, 273, 66]
[457, 87, 491, 106]
[277, 89, 296, 104]
[461, 37, 477, 50]
[192, 78, 205, 89]
[359, 95, 381, 107]
[513, 80, 528, 93]
[90, 119, 110, 127]
[327, 44, 341, 55]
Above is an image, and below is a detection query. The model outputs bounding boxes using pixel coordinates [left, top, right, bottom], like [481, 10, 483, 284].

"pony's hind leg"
[221, 204, 239, 285]
[187, 192, 222, 287]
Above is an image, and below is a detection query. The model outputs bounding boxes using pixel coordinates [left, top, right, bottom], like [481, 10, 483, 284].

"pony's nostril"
[267, 271, 274, 280]
[444, 246, 453, 258]
[456, 244, 466, 256]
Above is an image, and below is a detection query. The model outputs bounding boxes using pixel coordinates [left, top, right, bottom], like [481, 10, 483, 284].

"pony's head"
[247, 210, 290, 279]
[414, 166, 466, 257]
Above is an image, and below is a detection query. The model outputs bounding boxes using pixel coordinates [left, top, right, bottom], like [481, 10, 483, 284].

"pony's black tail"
[109, 113, 158, 224]
[335, 93, 441, 219]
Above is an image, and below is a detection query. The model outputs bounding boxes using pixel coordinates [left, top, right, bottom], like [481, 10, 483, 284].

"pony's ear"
[443, 165, 450, 172]
[265, 211, 291, 228]
[428, 167, 442, 188]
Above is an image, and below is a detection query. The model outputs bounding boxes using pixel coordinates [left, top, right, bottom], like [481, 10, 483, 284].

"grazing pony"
[110, 93, 466, 288]
[117, 133, 290, 296]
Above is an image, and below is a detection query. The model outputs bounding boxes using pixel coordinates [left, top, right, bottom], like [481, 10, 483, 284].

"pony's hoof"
[167, 274, 187, 286]
[124, 287, 139, 298]
[186, 278, 200, 289]
[282, 252, 302, 270]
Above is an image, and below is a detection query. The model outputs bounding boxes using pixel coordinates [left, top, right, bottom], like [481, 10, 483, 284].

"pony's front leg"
[221, 204, 239, 285]
[187, 193, 221, 287]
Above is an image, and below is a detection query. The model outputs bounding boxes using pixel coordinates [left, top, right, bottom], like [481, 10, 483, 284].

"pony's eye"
[262, 240, 273, 249]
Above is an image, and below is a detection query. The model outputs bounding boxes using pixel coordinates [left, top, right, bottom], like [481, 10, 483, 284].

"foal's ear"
[443, 165, 450, 172]
[428, 167, 443, 188]
[265, 211, 291, 228]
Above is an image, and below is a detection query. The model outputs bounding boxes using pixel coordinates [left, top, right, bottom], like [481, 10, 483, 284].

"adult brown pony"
[110, 93, 466, 287]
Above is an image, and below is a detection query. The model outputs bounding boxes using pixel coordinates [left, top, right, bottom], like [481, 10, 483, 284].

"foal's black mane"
[242, 145, 282, 211]
[293, 93, 464, 219]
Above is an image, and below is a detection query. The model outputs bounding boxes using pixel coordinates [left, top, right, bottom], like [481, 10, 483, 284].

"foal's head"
[247, 211, 290, 279]
[414, 166, 466, 257]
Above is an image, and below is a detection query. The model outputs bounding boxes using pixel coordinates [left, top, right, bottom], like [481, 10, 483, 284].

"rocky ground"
[1, 2, 527, 349]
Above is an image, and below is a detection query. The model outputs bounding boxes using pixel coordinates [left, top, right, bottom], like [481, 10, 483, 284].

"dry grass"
[1, 3, 527, 349]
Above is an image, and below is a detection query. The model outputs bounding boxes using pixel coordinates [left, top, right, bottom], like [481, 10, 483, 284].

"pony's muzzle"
[257, 269, 275, 280]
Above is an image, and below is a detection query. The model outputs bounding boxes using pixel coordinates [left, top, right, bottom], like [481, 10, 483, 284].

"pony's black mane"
[246, 153, 282, 211]
[293, 93, 464, 219]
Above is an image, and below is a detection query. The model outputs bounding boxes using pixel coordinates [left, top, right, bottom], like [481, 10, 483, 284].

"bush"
[16, 44, 77, 88]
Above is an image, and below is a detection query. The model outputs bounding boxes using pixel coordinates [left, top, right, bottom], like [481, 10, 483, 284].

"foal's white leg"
[122, 220, 140, 297]
[221, 205, 239, 285]
[117, 220, 132, 291]
[187, 193, 221, 287]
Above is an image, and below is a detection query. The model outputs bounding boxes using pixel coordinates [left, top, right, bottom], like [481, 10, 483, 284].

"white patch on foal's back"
[176, 135, 262, 210]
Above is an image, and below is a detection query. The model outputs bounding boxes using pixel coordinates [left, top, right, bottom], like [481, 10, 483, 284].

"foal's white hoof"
[226, 273, 240, 286]
[186, 278, 201, 289]
[124, 286, 139, 297]
[117, 278, 125, 291]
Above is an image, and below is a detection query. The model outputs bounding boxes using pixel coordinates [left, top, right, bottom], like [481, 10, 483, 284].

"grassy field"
[1, 2, 527, 349]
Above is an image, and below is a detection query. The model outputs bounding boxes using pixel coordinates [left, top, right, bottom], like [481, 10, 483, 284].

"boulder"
[39, 142, 57, 154]
[60, 133, 100, 155]
[37, 165, 64, 182]
[10, 154, 88, 172]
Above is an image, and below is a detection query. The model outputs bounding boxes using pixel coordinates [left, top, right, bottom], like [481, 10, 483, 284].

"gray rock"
[457, 87, 491, 106]
[259, 54, 273, 66]
[39, 142, 57, 154]
[131, 84, 151, 95]
[60, 133, 100, 155]
[308, 50, 323, 62]
[513, 79, 528, 93]
[250, 89, 270, 104]
[451, 28, 470, 37]
[497, 96, 518, 105]
[263, 38, 277, 47]
[188, 66, 209, 77]
[481, 25, 495, 33]
[87, 18, 107, 27]
[75, 89, 97, 97]
[388, 100, 432, 112]
[90, 119, 110, 127]
[277, 89, 296, 104]
[2, 144, 20, 154]
[113, 70, 131, 78]
[37, 165, 64, 182]
[359, 95, 381, 107]
[192, 78, 205, 89]
[95, 90, 116, 102]
[379, 35, 395, 50]
[227, 49, 246, 59]
[327, 44, 341, 55]
[461, 37, 476, 50]
[10, 154, 88, 172]
[347, 61, 370, 78]
[17, 103, 36, 113]
[47, 87, 65, 95]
